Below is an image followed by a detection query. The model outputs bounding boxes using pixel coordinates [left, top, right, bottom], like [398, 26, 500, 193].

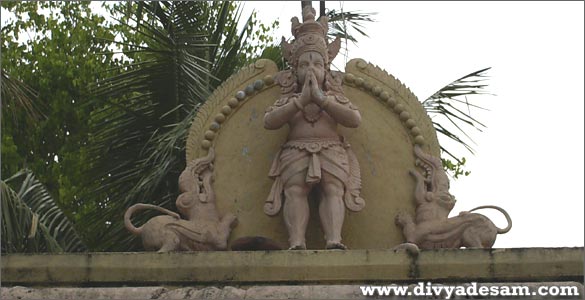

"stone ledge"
[1, 248, 582, 286]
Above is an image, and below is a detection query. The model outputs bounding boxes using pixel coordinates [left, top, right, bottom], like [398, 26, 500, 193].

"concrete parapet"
[1, 248, 582, 286]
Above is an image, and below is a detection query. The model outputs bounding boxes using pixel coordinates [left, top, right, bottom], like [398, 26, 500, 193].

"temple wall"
[1, 248, 582, 299]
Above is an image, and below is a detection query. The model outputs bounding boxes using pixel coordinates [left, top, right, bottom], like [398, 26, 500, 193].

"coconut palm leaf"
[327, 8, 375, 69]
[1, 69, 45, 126]
[81, 1, 260, 251]
[326, 9, 375, 43]
[259, 44, 287, 70]
[1, 169, 86, 253]
[423, 67, 491, 163]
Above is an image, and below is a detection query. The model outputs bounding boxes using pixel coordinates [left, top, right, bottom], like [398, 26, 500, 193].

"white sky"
[242, 1, 585, 248]
[3, 2, 583, 249]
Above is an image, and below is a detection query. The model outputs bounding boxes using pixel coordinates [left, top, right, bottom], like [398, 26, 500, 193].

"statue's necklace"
[303, 103, 322, 123]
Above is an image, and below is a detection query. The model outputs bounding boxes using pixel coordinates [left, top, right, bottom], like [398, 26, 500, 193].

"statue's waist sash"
[282, 138, 347, 153]
[274, 138, 349, 185]
[264, 137, 365, 216]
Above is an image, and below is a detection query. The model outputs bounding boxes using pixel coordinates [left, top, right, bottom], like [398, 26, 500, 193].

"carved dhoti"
[264, 137, 365, 216]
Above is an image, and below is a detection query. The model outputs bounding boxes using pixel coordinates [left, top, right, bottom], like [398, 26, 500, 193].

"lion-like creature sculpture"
[394, 146, 512, 250]
[124, 148, 237, 252]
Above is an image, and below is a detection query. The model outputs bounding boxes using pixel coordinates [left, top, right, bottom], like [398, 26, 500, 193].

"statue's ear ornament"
[281, 37, 293, 63]
[328, 37, 341, 64]
[290, 17, 301, 35]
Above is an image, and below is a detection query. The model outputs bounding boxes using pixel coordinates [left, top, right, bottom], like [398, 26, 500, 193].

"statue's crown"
[291, 6, 328, 38]
[282, 6, 341, 68]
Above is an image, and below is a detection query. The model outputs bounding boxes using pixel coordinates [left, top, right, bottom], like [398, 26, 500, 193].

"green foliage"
[1, 0, 279, 253]
[1, 70, 43, 125]
[423, 67, 492, 177]
[1, 133, 22, 177]
[1, 169, 86, 253]
[240, 11, 280, 67]
[441, 157, 471, 179]
[78, 1, 279, 251]
[1, 1, 120, 221]
[1, 179, 61, 253]
[326, 9, 375, 44]
[259, 44, 287, 70]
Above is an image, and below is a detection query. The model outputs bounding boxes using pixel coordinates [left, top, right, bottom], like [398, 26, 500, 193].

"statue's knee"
[284, 184, 308, 199]
[321, 180, 344, 198]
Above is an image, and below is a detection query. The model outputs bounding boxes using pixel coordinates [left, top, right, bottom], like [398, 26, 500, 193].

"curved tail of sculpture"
[468, 205, 512, 234]
[124, 203, 181, 235]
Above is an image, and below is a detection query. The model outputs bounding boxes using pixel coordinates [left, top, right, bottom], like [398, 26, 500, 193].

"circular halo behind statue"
[185, 55, 440, 250]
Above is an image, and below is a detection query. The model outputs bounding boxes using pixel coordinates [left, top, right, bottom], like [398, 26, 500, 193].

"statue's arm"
[264, 96, 301, 129]
[319, 95, 361, 128]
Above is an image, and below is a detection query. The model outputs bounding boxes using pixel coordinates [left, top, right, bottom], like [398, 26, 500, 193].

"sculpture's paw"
[326, 242, 347, 250]
[391, 243, 420, 256]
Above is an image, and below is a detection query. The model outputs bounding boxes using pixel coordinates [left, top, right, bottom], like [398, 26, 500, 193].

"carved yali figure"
[395, 145, 512, 250]
[263, 6, 365, 250]
[124, 148, 237, 252]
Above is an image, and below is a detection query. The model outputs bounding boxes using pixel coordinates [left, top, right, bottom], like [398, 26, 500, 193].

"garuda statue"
[263, 6, 365, 250]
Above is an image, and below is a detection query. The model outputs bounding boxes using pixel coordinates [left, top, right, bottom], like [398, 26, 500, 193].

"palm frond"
[0, 70, 45, 125]
[211, 5, 254, 82]
[326, 9, 376, 43]
[1, 169, 86, 253]
[423, 67, 492, 163]
[81, 2, 257, 251]
[259, 44, 287, 70]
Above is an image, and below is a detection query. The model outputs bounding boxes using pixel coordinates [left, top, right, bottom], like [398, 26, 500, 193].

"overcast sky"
[242, 1, 584, 248]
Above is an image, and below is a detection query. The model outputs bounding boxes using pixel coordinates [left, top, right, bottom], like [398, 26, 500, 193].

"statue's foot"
[391, 242, 420, 256]
[288, 244, 307, 250]
[326, 242, 347, 250]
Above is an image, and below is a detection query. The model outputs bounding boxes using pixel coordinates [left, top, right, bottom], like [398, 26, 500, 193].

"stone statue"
[395, 145, 512, 249]
[124, 148, 237, 252]
[263, 6, 365, 250]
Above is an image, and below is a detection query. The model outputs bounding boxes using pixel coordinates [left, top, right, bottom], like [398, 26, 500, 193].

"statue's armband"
[331, 93, 359, 110]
